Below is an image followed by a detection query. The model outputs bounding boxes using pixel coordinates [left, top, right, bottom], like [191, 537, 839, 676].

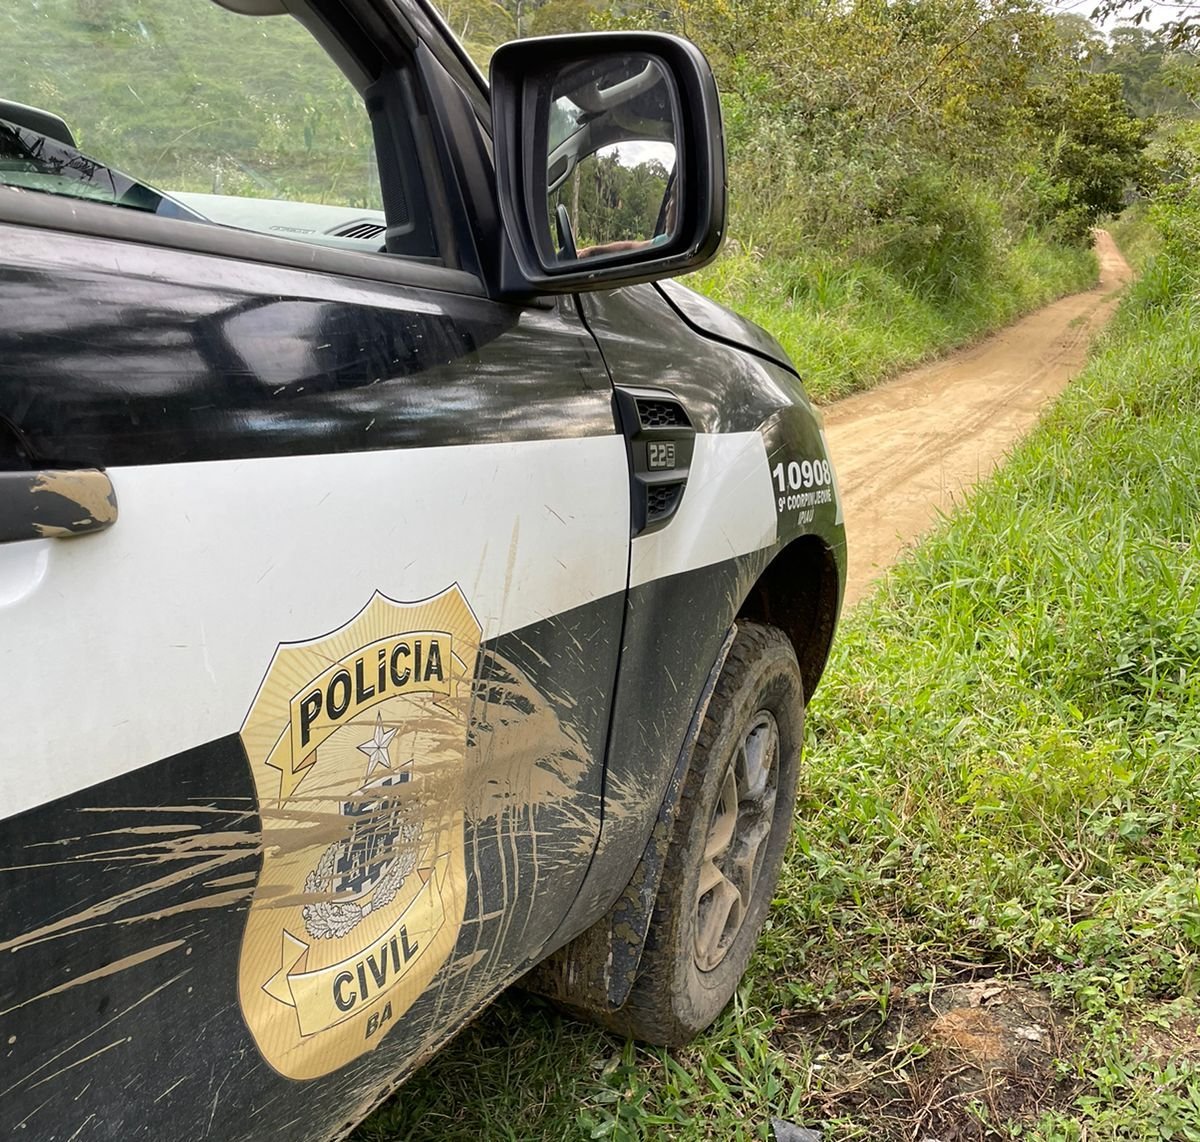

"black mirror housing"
[490, 32, 726, 297]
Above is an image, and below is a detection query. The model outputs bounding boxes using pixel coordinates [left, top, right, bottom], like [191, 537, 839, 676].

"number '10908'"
[772, 460, 831, 492]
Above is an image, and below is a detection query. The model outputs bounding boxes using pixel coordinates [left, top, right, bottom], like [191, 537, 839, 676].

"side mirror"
[490, 33, 726, 296]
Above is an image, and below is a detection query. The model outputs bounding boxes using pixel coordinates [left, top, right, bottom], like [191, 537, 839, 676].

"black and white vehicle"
[0, 2, 845, 1138]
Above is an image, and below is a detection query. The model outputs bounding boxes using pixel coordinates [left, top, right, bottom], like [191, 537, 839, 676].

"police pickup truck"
[0, 1, 845, 1137]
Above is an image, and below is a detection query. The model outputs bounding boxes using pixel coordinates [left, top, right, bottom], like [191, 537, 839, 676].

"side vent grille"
[615, 387, 695, 537]
[636, 399, 688, 429]
[646, 483, 682, 521]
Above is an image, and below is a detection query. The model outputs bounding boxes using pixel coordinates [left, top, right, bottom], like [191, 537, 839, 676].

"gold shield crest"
[238, 587, 481, 1079]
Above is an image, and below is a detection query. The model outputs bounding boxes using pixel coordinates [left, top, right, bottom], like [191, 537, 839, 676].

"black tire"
[601, 621, 804, 1046]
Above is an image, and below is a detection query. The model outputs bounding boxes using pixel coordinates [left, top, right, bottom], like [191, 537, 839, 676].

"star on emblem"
[357, 713, 398, 778]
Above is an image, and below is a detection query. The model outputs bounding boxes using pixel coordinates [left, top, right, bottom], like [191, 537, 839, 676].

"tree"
[1051, 11, 1108, 65]
[1091, 0, 1200, 50]
[529, 0, 600, 35]
[1101, 25, 1198, 116]
[1025, 71, 1151, 237]
[556, 151, 669, 245]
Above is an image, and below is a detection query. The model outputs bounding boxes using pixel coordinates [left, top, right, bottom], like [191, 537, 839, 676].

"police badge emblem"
[238, 588, 481, 1079]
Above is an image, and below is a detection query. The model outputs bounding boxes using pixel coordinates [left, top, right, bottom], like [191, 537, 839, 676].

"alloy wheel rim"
[693, 710, 780, 972]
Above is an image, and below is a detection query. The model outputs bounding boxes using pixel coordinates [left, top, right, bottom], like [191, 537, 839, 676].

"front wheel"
[604, 621, 804, 1046]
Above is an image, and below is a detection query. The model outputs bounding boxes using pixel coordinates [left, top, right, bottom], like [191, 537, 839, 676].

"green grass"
[758, 240, 1200, 1138]
[359, 223, 1200, 1138]
[684, 231, 1097, 402]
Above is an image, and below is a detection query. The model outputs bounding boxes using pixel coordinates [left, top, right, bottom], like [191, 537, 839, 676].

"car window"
[0, 0, 409, 256]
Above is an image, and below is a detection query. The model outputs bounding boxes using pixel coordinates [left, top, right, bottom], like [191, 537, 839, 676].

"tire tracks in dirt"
[823, 230, 1133, 608]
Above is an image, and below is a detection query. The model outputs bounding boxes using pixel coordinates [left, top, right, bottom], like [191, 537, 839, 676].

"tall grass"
[765, 204, 1200, 1139]
[790, 238, 1200, 990]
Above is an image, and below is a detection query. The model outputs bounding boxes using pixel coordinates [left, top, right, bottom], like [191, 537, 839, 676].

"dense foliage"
[1093, 0, 1200, 52]
[439, 0, 1177, 266]
[552, 152, 672, 247]
[628, 0, 1158, 257]
[1024, 70, 1152, 240]
[1094, 25, 1200, 117]
[445, 0, 1176, 393]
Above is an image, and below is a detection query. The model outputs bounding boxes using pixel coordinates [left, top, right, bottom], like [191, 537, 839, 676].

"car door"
[0, 3, 628, 1138]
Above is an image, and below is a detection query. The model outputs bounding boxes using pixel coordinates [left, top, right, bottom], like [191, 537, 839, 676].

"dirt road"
[824, 230, 1133, 607]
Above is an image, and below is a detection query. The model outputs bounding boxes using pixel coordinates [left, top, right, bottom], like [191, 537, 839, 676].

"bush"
[869, 170, 1003, 299]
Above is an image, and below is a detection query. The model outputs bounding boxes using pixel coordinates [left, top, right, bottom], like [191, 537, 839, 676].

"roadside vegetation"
[684, 230, 1094, 401]
[359, 107, 1200, 1142]
[446, 0, 1179, 398]
[661, 0, 1130, 399]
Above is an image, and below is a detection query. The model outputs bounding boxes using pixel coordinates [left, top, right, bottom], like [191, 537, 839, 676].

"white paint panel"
[630, 431, 777, 589]
[0, 436, 629, 820]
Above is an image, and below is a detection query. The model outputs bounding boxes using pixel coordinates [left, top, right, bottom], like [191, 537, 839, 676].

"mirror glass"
[543, 55, 679, 262]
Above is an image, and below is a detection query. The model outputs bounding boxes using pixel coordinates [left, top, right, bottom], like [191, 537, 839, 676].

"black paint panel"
[582, 284, 805, 435]
[0, 739, 261, 1139]
[584, 285, 844, 562]
[0, 596, 626, 1142]
[655, 278, 797, 377]
[760, 399, 846, 556]
[546, 554, 770, 944]
[0, 223, 617, 469]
